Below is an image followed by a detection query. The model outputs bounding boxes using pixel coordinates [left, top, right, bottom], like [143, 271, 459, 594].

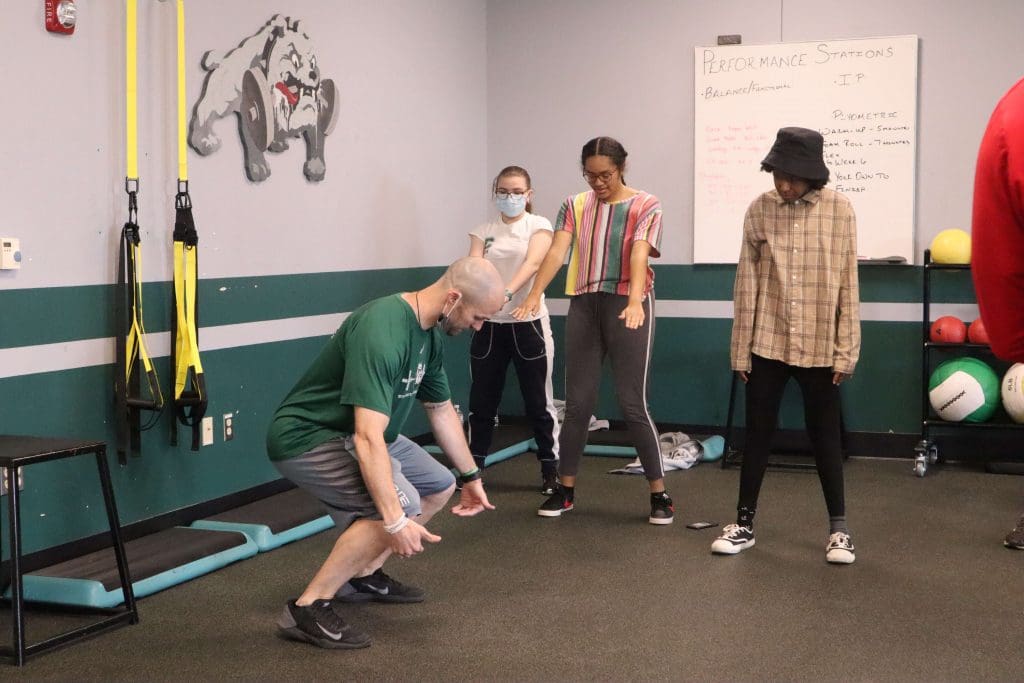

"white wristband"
[383, 514, 409, 535]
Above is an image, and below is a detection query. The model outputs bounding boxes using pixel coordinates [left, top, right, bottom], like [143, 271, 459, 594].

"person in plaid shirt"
[712, 127, 862, 564]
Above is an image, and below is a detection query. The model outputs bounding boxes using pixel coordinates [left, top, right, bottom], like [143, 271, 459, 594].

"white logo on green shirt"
[398, 361, 427, 399]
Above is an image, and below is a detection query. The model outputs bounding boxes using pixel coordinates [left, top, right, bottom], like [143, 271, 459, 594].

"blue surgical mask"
[496, 193, 527, 219]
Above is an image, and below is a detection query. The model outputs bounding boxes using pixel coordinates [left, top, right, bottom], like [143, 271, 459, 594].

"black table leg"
[7, 465, 25, 666]
[94, 450, 137, 623]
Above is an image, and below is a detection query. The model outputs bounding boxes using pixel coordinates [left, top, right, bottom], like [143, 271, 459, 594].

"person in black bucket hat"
[760, 126, 830, 183]
[713, 126, 862, 565]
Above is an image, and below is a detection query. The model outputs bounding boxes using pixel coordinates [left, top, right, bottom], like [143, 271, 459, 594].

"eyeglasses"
[582, 169, 618, 184]
[495, 189, 528, 199]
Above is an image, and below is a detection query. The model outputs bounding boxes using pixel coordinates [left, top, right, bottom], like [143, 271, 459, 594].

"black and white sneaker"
[277, 599, 371, 649]
[649, 492, 674, 525]
[540, 471, 558, 496]
[1005, 516, 1024, 550]
[711, 524, 756, 554]
[537, 486, 574, 517]
[336, 569, 425, 603]
[826, 532, 856, 564]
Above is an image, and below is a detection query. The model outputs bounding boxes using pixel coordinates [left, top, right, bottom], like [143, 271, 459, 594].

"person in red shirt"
[972, 76, 1024, 550]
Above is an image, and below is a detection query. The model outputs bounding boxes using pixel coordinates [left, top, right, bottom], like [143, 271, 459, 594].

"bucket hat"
[761, 127, 829, 181]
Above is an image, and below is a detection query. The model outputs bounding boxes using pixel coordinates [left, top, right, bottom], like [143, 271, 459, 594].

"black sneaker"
[336, 569, 426, 603]
[537, 486, 573, 517]
[540, 471, 558, 496]
[649, 492, 674, 525]
[277, 599, 371, 649]
[1004, 516, 1024, 550]
[711, 524, 756, 554]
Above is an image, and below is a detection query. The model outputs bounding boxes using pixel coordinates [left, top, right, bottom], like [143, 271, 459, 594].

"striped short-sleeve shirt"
[555, 190, 663, 297]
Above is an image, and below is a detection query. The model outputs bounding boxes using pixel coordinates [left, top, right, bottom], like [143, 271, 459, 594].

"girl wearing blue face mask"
[467, 166, 560, 494]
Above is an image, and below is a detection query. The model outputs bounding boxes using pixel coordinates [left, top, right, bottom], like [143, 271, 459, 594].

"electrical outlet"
[1, 467, 24, 496]
[223, 413, 234, 441]
[201, 416, 214, 446]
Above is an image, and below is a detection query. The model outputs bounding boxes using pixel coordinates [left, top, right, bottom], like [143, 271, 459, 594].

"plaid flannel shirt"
[730, 187, 861, 374]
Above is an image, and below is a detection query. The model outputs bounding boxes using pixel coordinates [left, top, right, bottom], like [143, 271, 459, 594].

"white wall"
[6, 0, 1023, 287]
[2, 0, 487, 289]
[487, 0, 1024, 263]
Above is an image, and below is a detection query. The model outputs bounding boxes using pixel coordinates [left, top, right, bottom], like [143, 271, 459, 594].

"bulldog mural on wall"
[190, 15, 339, 182]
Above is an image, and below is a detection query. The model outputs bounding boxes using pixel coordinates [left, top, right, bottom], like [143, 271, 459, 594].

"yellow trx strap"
[170, 0, 207, 451]
[116, 0, 163, 464]
[126, 0, 137, 181]
[176, 0, 187, 183]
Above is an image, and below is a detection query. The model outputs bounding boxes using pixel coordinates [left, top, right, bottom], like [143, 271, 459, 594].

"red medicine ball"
[930, 316, 967, 343]
[968, 317, 990, 345]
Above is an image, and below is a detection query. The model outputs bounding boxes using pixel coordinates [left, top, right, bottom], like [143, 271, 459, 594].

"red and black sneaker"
[537, 486, 574, 517]
[649, 491, 674, 525]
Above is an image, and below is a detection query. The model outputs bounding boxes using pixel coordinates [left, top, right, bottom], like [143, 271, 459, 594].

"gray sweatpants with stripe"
[558, 292, 664, 481]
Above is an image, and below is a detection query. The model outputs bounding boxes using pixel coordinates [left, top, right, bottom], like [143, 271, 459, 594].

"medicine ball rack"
[917, 249, 1024, 477]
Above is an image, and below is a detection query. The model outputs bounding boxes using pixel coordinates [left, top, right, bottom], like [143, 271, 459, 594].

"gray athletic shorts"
[273, 434, 456, 532]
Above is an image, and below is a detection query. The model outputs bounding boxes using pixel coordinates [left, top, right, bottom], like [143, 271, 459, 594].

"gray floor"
[4, 454, 1022, 682]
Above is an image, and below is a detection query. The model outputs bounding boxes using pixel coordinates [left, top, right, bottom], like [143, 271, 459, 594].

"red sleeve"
[972, 78, 1024, 362]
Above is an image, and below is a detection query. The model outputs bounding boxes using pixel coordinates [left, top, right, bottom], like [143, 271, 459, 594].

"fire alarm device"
[45, 0, 77, 35]
[1, 239, 22, 270]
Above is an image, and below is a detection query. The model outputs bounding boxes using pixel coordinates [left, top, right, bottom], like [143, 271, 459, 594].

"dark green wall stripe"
[1, 265, 979, 349]
[0, 267, 445, 349]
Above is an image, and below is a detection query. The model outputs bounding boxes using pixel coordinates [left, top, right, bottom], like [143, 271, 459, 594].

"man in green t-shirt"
[269, 257, 506, 649]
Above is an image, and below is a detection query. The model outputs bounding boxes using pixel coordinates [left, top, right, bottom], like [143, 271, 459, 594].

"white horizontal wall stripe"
[200, 313, 349, 352]
[0, 313, 349, 380]
[549, 298, 976, 323]
[0, 300, 980, 379]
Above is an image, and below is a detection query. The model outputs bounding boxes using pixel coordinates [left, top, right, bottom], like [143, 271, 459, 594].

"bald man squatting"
[266, 257, 507, 648]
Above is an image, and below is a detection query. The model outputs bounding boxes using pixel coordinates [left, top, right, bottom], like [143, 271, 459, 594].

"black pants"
[738, 354, 846, 517]
[468, 319, 558, 470]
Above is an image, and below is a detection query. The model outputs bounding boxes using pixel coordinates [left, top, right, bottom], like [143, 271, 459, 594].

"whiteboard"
[693, 35, 919, 263]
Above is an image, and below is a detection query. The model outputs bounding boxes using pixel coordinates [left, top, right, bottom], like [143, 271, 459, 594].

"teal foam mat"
[189, 487, 335, 552]
[427, 438, 533, 467]
[190, 516, 333, 552]
[8, 527, 258, 609]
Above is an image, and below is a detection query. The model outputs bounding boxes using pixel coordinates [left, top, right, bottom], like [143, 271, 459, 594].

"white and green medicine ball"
[928, 357, 1000, 422]
[1002, 363, 1024, 424]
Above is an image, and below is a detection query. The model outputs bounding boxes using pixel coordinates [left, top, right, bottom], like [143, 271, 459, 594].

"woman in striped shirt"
[514, 137, 674, 525]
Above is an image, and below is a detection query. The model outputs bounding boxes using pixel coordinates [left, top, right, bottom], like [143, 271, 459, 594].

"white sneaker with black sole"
[825, 532, 856, 564]
[710, 524, 755, 554]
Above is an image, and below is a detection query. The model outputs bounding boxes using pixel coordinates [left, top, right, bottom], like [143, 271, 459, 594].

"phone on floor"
[686, 521, 718, 530]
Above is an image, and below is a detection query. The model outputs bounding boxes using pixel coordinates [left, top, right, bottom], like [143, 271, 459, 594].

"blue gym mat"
[584, 430, 726, 461]
[8, 526, 258, 608]
[423, 421, 535, 467]
[583, 428, 637, 456]
[190, 487, 334, 552]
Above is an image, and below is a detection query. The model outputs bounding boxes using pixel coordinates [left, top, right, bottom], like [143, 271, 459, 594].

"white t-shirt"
[469, 212, 553, 323]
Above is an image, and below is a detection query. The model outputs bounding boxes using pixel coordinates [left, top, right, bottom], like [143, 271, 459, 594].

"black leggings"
[738, 354, 845, 517]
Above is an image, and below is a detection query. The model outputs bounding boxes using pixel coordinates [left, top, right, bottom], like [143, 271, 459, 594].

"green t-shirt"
[266, 294, 450, 461]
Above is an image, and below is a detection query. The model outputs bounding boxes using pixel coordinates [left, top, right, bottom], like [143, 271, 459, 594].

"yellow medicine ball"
[930, 228, 971, 264]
